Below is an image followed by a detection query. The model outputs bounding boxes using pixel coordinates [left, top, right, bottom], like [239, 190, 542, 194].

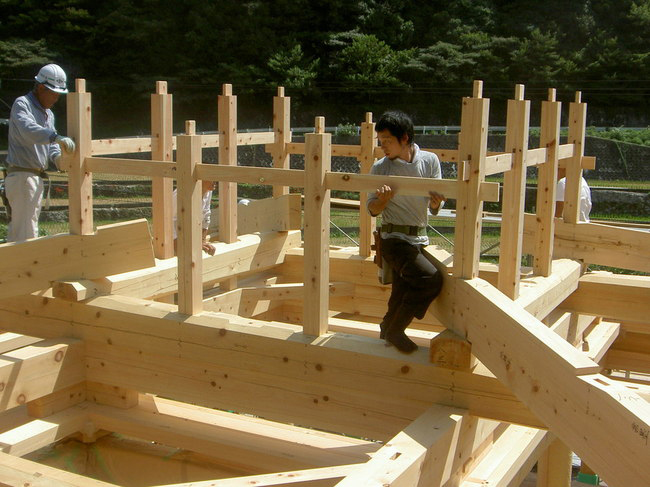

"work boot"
[385, 309, 418, 354]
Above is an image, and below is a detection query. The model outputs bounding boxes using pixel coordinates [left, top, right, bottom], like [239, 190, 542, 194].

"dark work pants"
[381, 237, 443, 331]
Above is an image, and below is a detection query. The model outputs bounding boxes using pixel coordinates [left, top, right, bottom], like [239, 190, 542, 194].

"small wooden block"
[430, 329, 477, 371]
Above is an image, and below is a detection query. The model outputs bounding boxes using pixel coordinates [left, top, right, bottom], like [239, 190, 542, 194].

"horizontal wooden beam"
[197, 164, 304, 187]
[86, 157, 177, 177]
[92, 136, 153, 156]
[0, 220, 154, 300]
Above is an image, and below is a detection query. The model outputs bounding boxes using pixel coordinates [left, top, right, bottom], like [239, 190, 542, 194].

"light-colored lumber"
[484, 152, 512, 175]
[208, 194, 301, 235]
[533, 90, 561, 276]
[86, 394, 377, 473]
[523, 214, 650, 273]
[0, 333, 42, 354]
[197, 163, 304, 188]
[535, 438, 572, 487]
[151, 80, 175, 259]
[357, 112, 376, 257]
[86, 381, 138, 409]
[303, 120, 331, 336]
[91, 135, 154, 155]
[0, 450, 120, 487]
[563, 93, 586, 223]
[324, 172, 500, 202]
[0, 219, 154, 300]
[66, 78, 93, 235]
[86, 157, 177, 177]
[336, 404, 466, 486]
[560, 271, 650, 325]
[460, 424, 551, 487]
[176, 121, 204, 314]
[271, 86, 291, 197]
[0, 405, 86, 456]
[26, 382, 85, 418]
[430, 329, 476, 371]
[0, 339, 85, 414]
[498, 85, 530, 299]
[51, 279, 99, 301]
[584, 320, 620, 363]
[454, 81, 490, 279]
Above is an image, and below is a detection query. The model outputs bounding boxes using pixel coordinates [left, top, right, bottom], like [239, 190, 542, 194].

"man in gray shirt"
[5, 63, 75, 241]
[367, 110, 445, 353]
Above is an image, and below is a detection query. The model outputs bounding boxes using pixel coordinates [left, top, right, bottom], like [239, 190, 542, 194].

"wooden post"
[176, 120, 203, 315]
[218, 84, 238, 291]
[534, 89, 562, 276]
[453, 80, 489, 279]
[536, 438, 572, 487]
[303, 117, 331, 336]
[66, 78, 93, 235]
[498, 84, 530, 299]
[272, 86, 291, 198]
[357, 112, 376, 257]
[151, 81, 174, 259]
[563, 92, 587, 223]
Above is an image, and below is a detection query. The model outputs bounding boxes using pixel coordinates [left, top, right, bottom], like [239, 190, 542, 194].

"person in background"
[367, 110, 446, 354]
[172, 180, 216, 255]
[555, 168, 592, 222]
[4, 64, 75, 241]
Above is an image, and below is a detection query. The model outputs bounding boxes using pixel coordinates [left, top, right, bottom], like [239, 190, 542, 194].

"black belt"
[381, 223, 426, 236]
[6, 166, 48, 178]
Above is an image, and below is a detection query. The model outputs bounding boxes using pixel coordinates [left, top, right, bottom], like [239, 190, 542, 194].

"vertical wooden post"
[66, 79, 93, 235]
[218, 84, 238, 291]
[358, 112, 376, 257]
[453, 80, 489, 279]
[272, 86, 291, 198]
[151, 81, 174, 259]
[536, 438, 572, 487]
[564, 92, 587, 223]
[176, 121, 203, 315]
[534, 89, 562, 276]
[497, 84, 530, 299]
[303, 117, 331, 336]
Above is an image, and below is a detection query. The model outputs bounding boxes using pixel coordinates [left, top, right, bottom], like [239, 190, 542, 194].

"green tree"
[266, 45, 319, 90]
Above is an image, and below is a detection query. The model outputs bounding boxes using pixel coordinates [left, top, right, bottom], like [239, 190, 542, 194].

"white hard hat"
[35, 64, 68, 94]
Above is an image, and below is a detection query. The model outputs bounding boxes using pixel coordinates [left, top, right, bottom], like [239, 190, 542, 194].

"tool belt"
[5, 166, 48, 178]
[381, 223, 426, 236]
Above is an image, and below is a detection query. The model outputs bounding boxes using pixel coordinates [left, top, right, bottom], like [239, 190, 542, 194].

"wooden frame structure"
[0, 79, 649, 487]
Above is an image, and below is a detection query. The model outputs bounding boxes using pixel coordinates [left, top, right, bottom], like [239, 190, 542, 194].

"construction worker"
[367, 110, 446, 354]
[4, 63, 75, 242]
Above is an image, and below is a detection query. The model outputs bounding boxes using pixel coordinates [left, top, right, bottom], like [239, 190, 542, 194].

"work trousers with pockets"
[5, 171, 43, 242]
[381, 237, 443, 329]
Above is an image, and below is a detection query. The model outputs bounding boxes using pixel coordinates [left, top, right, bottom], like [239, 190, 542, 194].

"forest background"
[1, 0, 649, 138]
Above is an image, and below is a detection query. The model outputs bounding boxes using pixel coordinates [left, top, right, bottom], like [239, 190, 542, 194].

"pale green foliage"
[267, 45, 319, 90]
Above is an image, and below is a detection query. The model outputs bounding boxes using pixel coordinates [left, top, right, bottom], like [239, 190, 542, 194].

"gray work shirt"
[367, 144, 442, 245]
[7, 91, 60, 170]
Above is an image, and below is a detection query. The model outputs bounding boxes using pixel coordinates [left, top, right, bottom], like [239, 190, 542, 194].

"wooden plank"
[535, 438, 572, 487]
[560, 271, 650, 325]
[271, 86, 291, 197]
[324, 172, 500, 203]
[86, 157, 177, 178]
[218, 84, 238, 247]
[66, 79, 93, 235]
[0, 405, 86, 456]
[151, 80, 175, 259]
[303, 122, 331, 336]
[584, 320, 620, 363]
[484, 152, 513, 176]
[533, 90, 561, 276]
[0, 339, 85, 414]
[0, 220, 154, 300]
[86, 395, 377, 473]
[86, 381, 138, 409]
[357, 112, 376, 257]
[497, 85, 530, 299]
[26, 382, 85, 417]
[91, 136, 154, 156]
[443, 277, 650, 487]
[563, 94, 586, 223]
[0, 450, 120, 487]
[461, 425, 551, 487]
[454, 81, 490, 279]
[523, 214, 650, 273]
[0, 333, 42, 354]
[336, 405, 466, 486]
[51, 280, 100, 301]
[176, 121, 203, 315]
[197, 164, 304, 188]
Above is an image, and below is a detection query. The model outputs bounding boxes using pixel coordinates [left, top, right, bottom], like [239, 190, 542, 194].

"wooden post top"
[156, 81, 167, 94]
[185, 120, 196, 135]
[222, 84, 233, 96]
[314, 116, 325, 134]
[75, 79, 86, 93]
[364, 112, 373, 124]
[548, 88, 557, 102]
[277, 86, 285, 97]
[514, 84, 524, 101]
[473, 80, 483, 98]
[575, 91, 582, 103]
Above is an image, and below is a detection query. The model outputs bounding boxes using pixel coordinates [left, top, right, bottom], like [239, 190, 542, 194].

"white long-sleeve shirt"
[7, 91, 61, 170]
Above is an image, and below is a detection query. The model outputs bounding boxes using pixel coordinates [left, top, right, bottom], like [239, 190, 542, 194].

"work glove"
[55, 135, 76, 154]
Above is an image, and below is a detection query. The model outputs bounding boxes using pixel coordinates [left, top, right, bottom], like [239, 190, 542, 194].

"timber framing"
[0, 81, 648, 487]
